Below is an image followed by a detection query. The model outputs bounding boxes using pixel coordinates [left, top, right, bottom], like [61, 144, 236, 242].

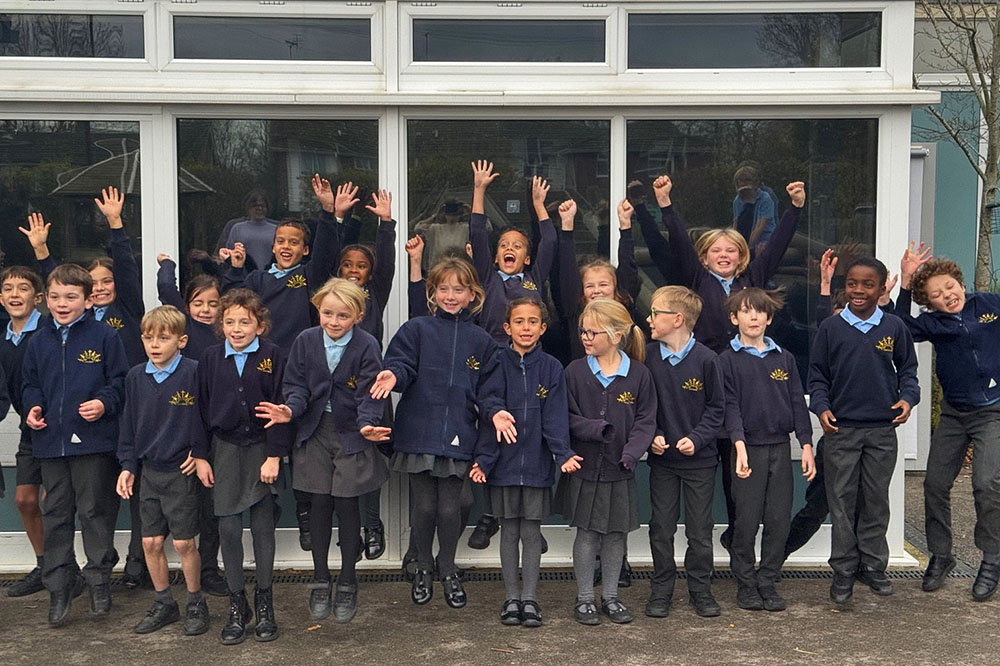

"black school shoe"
[7, 566, 44, 597]
[253, 587, 279, 642]
[200, 569, 230, 597]
[689, 592, 722, 618]
[644, 595, 671, 618]
[468, 514, 500, 550]
[411, 569, 433, 605]
[307, 579, 332, 620]
[500, 599, 522, 626]
[441, 574, 467, 609]
[333, 583, 358, 623]
[573, 598, 601, 626]
[736, 585, 764, 611]
[134, 598, 180, 634]
[758, 585, 787, 612]
[520, 600, 542, 628]
[830, 574, 855, 604]
[972, 560, 1000, 602]
[922, 555, 956, 592]
[183, 598, 210, 636]
[48, 575, 85, 627]
[364, 521, 386, 560]
[601, 598, 633, 624]
[220, 590, 252, 645]
[90, 582, 112, 615]
[856, 567, 893, 596]
[122, 556, 149, 590]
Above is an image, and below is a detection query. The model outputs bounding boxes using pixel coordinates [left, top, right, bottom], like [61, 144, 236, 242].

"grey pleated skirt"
[292, 413, 390, 498]
[212, 436, 286, 517]
[490, 485, 552, 521]
[555, 475, 639, 534]
[391, 452, 470, 479]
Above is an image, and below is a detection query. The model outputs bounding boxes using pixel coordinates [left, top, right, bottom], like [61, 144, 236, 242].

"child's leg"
[172, 538, 202, 594]
[14, 484, 44, 557]
[648, 466, 682, 599]
[823, 428, 865, 577]
[197, 481, 222, 576]
[758, 445, 793, 586]
[333, 496, 362, 586]
[143, 535, 170, 592]
[923, 405, 972, 557]
[70, 454, 119, 587]
[408, 472, 438, 571]
[249, 494, 277, 590]
[218, 514, 246, 593]
[730, 447, 767, 589]
[681, 467, 717, 597]
[499, 517, 522, 600]
[433, 476, 465, 577]
[856, 427, 897, 573]
[717, 438, 737, 544]
[599, 532, 625, 601]
[460, 476, 474, 530]
[309, 493, 335, 581]
[786, 436, 828, 557]
[572, 528, 601, 602]
[969, 406, 1000, 559]
[519, 519, 543, 602]
[361, 488, 382, 532]
[124, 468, 146, 577]
[38, 459, 78, 592]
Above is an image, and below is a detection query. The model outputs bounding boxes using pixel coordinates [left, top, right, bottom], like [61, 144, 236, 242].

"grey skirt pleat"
[212, 436, 286, 517]
[490, 485, 552, 521]
[292, 413, 390, 497]
[555, 475, 639, 534]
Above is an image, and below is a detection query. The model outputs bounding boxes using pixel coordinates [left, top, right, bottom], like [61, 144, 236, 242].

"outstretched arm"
[97, 187, 143, 320]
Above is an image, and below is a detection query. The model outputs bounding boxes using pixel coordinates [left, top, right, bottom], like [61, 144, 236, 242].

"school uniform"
[2, 310, 41, 490]
[644, 337, 724, 598]
[719, 337, 812, 589]
[470, 212, 555, 344]
[156, 259, 219, 359]
[339, 216, 397, 347]
[119, 356, 201, 540]
[808, 308, 919, 576]
[22, 314, 128, 591]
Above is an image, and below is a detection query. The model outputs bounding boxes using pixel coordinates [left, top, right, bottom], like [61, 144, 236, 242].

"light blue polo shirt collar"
[730, 335, 781, 358]
[840, 305, 883, 334]
[225, 336, 260, 376]
[587, 351, 630, 388]
[145, 352, 182, 384]
[660, 334, 696, 366]
[709, 271, 734, 296]
[54, 311, 87, 340]
[268, 262, 302, 279]
[93, 305, 108, 321]
[6, 309, 40, 346]
[498, 271, 524, 282]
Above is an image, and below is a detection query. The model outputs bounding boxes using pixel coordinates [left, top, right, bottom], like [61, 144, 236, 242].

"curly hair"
[217, 288, 271, 339]
[910, 258, 963, 307]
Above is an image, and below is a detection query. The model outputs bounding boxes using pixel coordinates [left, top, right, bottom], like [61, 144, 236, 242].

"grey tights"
[499, 518, 543, 601]
[573, 528, 625, 602]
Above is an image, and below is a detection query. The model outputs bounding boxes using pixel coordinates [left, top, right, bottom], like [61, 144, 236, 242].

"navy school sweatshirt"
[156, 259, 219, 360]
[0, 323, 39, 431]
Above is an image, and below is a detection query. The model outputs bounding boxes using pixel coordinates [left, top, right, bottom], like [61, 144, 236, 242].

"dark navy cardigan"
[474, 345, 575, 488]
[283, 326, 385, 456]
[22, 315, 128, 459]
[382, 308, 499, 460]
[0, 325, 38, 432]
[156, 259, 219, 360]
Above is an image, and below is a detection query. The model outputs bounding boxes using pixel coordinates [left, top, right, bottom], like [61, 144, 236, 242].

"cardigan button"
[599, 409, 605, 416]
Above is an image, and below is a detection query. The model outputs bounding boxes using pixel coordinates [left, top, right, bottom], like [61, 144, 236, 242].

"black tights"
[218, 494, 276, 593]
[409, 472, 464, 576]
[310, 493, 361, 586]
[405, 475, 473, 563]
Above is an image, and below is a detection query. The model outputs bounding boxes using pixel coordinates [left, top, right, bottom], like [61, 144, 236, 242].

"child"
[643, 285, 725, 619]
[155, 253, 221, 360]
[470, 298, 582, 627]
[22, 263, 128, 627]
[719, 288, 815, 611]
[808, 257, 919, 604]
[0, 266, 46, 598]
[255, 278, 391, 623]
[192, 289, 292, 644]
[895, 243, 1000, 601]
[558, 298, 656, 625]
[370, 257, 500, 609]
[116, 306, 209, 636]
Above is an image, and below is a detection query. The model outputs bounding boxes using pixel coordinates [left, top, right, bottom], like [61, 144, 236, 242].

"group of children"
[3, 160, 997, 644]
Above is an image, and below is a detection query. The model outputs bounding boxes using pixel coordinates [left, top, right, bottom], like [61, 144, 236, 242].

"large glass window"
[412, 20, 605, 62]
[626, 118, 878, 377]
[628, 13, 881, 68]
[173, 17, 370, 61]
[0, 13, 143, 58]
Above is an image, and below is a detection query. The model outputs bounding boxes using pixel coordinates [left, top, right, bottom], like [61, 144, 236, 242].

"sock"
[187, 589, 204, 604]
[154, 587, 174, 603]
[982, 552, 1000, 565]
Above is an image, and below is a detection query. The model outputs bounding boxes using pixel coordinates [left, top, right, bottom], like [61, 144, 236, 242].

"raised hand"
[786, 181, 806, 208]
[617, 198, 634, 230]
[365, 189, 393, 221]
[405, 235, 425, 259]
[334, 181, 360, 219]
[471, 160, 500, 190]
[311, 173, 335, 213]
[370, 369, 397, 400]
[532, 176, 550, 208]
[229, 242, 246, 268]
[18, 212, 51, 259]
[95, 186, 125, 228]
[156, 253, 172, 265]
[493, 409, 518, 444]
[652, 175, 673, 208]
[900, 240, 932, 288]
[255, 402, 292, 429]
[819, 249, 837, 291]
[880, 273, 899, 306]
[558, 199, 577, 231]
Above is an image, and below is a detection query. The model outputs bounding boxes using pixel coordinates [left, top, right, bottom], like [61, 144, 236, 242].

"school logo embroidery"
[105, 317, 125, 331]
[169, 390, 195, 406]
[536, 384, 549, 399]
[256, 358, 273, 374]
[522, 280, 538, 291]
[77, 350, 101, 364]
[617, 391, 636, 405]
[980, 313, 998, 324]
[361, 287, 370, 299]
[682, 378, 703, 392]
[286, 274, 307, 289]
[466, 355, 480, 370]
[770, 368, 789, 382]
[346, 375, 358, 389]
[876, 336, 894, 353]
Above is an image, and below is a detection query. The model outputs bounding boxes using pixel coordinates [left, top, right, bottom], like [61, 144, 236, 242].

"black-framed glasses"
[578, 328, 608, 341]
[650, 307, 679, 318]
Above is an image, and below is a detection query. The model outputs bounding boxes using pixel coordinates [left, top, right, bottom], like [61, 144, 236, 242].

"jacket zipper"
[442, 317, 457, 447]
[60, 330, 67, 457]
[519, 356, 527, 486]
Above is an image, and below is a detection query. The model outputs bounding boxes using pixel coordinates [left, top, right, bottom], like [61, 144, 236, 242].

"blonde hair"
[425, 257, 485, 315]
[694, 228, 750, 277]
[651, 285, 703, 328]
[579, 259, 632, 308]
[141, 305, 187, 336]
[580, 298, 645, 362]
[311, 277, 367, 320]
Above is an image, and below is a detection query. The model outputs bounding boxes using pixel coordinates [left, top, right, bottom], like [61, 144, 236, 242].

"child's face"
[339, 250, 372, 286]
[188, 287, 220, 326]
[318, 292, 361, 341]
[730, 305, 772, 339]
[222, 305, 264, 352]
[845, 265, 884, 318]
[272, 225, 309, 270]
[495, 230, 530, 276]
[923, 273, 965, 314]
[647, 297, 683, 341]
[0, 277, 42, 320]
[582, 267, 615, 303]
[702, 237, 742, 279]
[141, 327, 187, 369]
[503, 303, 547, 354]
[46, 282, 92, 325]
[579, 314, 620, 357]
[434, 272, 475, 315]
[89, 265, 116, 307]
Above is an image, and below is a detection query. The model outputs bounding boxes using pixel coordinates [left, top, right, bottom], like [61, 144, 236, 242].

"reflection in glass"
[628, 13, 880, 68]
[0, 14, 143, 58]
[412, 19, 605, 62]
[174, 16, 370, 61]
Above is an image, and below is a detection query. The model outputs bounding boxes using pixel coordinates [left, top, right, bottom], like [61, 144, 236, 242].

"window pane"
[626, 118, 878, 377]
[0, 120, 142, 274]
[0, 14, 143, 58]
[628, 13, 880, 68]
[412, 19, 605, 62]
[173, 17, 370, 61]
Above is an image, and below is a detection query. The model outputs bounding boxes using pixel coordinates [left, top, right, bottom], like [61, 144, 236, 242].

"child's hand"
[260, 456, 280, 484]
[195, 459, 214, 488]
[652, 175, 673, 208]
[334, 181, 360, 219]
[532, 175, 550, 210]
[156, 253, 172, 265]
[879, 273, 898, 306]
[116, 470, 135, 500]
[94, 186, 125, 228]
[361, 425, 392, 442]
[26, 406, 46, 430]
[617, 199, 634, 230]
[801, 444, 816, 482]
[734, 441, 751, 478]
[649, 435, 667, 455]
[819, 410, 838, 434]
[18, 213, 51, 257]
[900, 240, 932, 288]
[675, 437, 695, 456]
[558, 199, 577, 231]
[786, 181, 806, 208]
[179, 453, 197, 476]
[819, 249, 837, 292]
[560, 454, 584, 474]
[365, 189, 393, 221]
[469, 462, 487, 484]
[218, 247, 232, 261]
[405, 235, 425, 258]
[255, 402, 292, 428]
[311, 173, 335, 213]
[471, 160, 500, 190]
[229, 242, 246, 268]
[891, 399, 912, 424]
[79, 399, 105, 422]
[493, 409, 518, 444]
[370, 370, 397, 399]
